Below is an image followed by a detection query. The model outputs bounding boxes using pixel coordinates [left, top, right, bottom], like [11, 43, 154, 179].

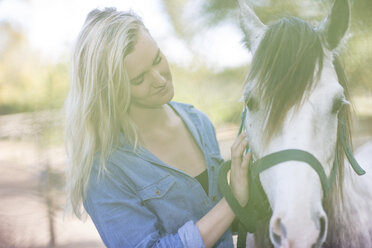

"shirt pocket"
[137, 174, 176, 201]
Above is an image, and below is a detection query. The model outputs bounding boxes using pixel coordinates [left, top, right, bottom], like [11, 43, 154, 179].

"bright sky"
[0, 0, 251, 69]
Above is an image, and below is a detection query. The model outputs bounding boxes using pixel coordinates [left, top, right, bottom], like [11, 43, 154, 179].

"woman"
[65, 7, 250, 248]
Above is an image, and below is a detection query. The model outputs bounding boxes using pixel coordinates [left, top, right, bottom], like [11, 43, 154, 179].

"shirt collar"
[118, 102, 205, 172]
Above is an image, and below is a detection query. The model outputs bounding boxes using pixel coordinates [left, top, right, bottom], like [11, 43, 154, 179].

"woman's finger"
[232, 139, 249, 158]
[241, 150, 251, 169]
[231, 132, 247, 149]
[231, 133, 246, 158]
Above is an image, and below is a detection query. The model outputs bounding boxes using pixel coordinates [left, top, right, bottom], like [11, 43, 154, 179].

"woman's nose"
[150, 68, 166, 87]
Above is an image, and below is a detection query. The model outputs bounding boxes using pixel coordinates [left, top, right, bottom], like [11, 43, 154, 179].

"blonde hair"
[65, 8, 144, 218]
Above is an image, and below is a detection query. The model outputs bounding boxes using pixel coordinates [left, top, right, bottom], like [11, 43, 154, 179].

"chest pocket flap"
[137, 175, 176, 201]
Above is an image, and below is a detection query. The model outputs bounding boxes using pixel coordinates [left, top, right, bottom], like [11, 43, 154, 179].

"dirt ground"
[0, 114, 371, 248]
[0, 140, 104, 248]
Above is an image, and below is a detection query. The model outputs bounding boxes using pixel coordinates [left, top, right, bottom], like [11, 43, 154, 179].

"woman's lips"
[155, 83, 168, 96]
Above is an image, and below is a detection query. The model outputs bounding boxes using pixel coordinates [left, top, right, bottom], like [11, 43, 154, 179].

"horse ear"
[238, 0, 266, 53]
[318, 0, 350, 50]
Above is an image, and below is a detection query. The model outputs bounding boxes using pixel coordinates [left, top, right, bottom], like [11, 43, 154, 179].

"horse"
[233, 0, 372, 247]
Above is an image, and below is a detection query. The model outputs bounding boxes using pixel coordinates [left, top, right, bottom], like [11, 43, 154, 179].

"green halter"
[218, 109, 365, 247]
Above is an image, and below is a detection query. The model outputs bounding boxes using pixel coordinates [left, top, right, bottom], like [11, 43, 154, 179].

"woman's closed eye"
[153, 54, 162, 65]
[131, 74, 145, 85]
[130, 50, 162, 85]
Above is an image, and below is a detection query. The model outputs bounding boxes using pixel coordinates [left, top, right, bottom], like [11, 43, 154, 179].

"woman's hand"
[196, 133, 251, 247]
[230, 132, 251, 207]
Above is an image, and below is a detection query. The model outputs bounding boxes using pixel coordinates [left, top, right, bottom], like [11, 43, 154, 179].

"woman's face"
[124, 29, 174, 108]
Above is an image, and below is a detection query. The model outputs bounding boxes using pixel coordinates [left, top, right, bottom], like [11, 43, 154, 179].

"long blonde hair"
[65, 8, 144, 218]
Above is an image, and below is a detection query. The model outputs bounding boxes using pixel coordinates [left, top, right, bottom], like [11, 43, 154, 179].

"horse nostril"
[318, 216, 327, 242]
[271, 217, 287, 246]
[313, 216, 328, 247]
[272, 232, 281, 246]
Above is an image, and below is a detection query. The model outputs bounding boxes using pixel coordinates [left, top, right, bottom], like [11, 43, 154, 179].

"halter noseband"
[218, 107, 366, 244]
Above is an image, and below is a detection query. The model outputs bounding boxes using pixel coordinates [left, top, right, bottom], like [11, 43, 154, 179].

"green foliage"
[198, 0, 372, 94]
[201, 0, 236, 26]
[343, 31, 372, 94]
[0, 22, 69, 115]
[171, 64, 248, 126]
[1, 0, 370, 121]
[160, 0, 372, 122]
[162, 0, 191, 39]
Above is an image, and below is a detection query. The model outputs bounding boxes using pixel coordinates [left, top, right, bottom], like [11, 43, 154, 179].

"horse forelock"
[247, 17, 324, 143]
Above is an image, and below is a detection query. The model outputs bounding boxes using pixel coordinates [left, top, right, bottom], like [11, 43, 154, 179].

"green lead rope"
[217, 160, 253, 247]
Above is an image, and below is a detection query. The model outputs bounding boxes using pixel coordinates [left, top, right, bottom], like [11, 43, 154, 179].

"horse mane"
[327, 56, 352, 204]
[247, 17, 324, 143]
[323, 56, 358, 247]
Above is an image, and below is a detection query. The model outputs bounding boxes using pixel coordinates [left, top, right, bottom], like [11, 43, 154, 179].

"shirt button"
[212, 196, 217, 201]
[210, 166, 215, 171]
[156, 190, 161, 195]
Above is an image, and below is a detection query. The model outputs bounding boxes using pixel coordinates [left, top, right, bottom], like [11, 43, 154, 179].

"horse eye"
[245, 97, 259, 112]
[331, 98, 347, 114]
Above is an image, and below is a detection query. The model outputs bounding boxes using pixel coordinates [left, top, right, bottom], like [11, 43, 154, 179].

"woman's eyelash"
[153, 55, 162, 65]
[131, 75, 144, 85]
[130, 54, 161, 85]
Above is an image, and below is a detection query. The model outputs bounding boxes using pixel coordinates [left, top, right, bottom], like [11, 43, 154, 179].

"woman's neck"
[129, 103, 175, 132]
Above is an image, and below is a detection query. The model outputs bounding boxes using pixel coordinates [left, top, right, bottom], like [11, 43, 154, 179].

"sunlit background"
[0, 0, 371, 247]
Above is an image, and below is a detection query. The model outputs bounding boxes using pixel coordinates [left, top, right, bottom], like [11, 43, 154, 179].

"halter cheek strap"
[339, 117, 366, 175]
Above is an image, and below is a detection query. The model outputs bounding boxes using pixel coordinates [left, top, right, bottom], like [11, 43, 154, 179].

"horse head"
[239, 0, 351, 247]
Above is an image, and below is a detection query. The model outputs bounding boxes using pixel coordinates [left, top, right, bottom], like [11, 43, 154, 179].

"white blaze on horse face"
[243, 56, 345, 247]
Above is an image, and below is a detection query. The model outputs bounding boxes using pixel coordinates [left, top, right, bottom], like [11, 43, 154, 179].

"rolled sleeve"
[138, 232, 184, 248]
[177, 220, 205, 248]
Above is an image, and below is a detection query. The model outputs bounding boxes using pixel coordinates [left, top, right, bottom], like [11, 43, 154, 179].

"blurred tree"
[162, 0, 189, 39]
[160, 0, 371, 123]
[160, 0, 249, 125]
[171, 63, 248, 125]
[1, 0, 369, 121]
[345, 0, 372, 93]
[0, 22, 69, 115]
[200, 0, 372, 94]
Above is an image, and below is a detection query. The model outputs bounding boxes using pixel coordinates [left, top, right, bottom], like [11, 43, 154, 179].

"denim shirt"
[83, 102, 234, 248]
